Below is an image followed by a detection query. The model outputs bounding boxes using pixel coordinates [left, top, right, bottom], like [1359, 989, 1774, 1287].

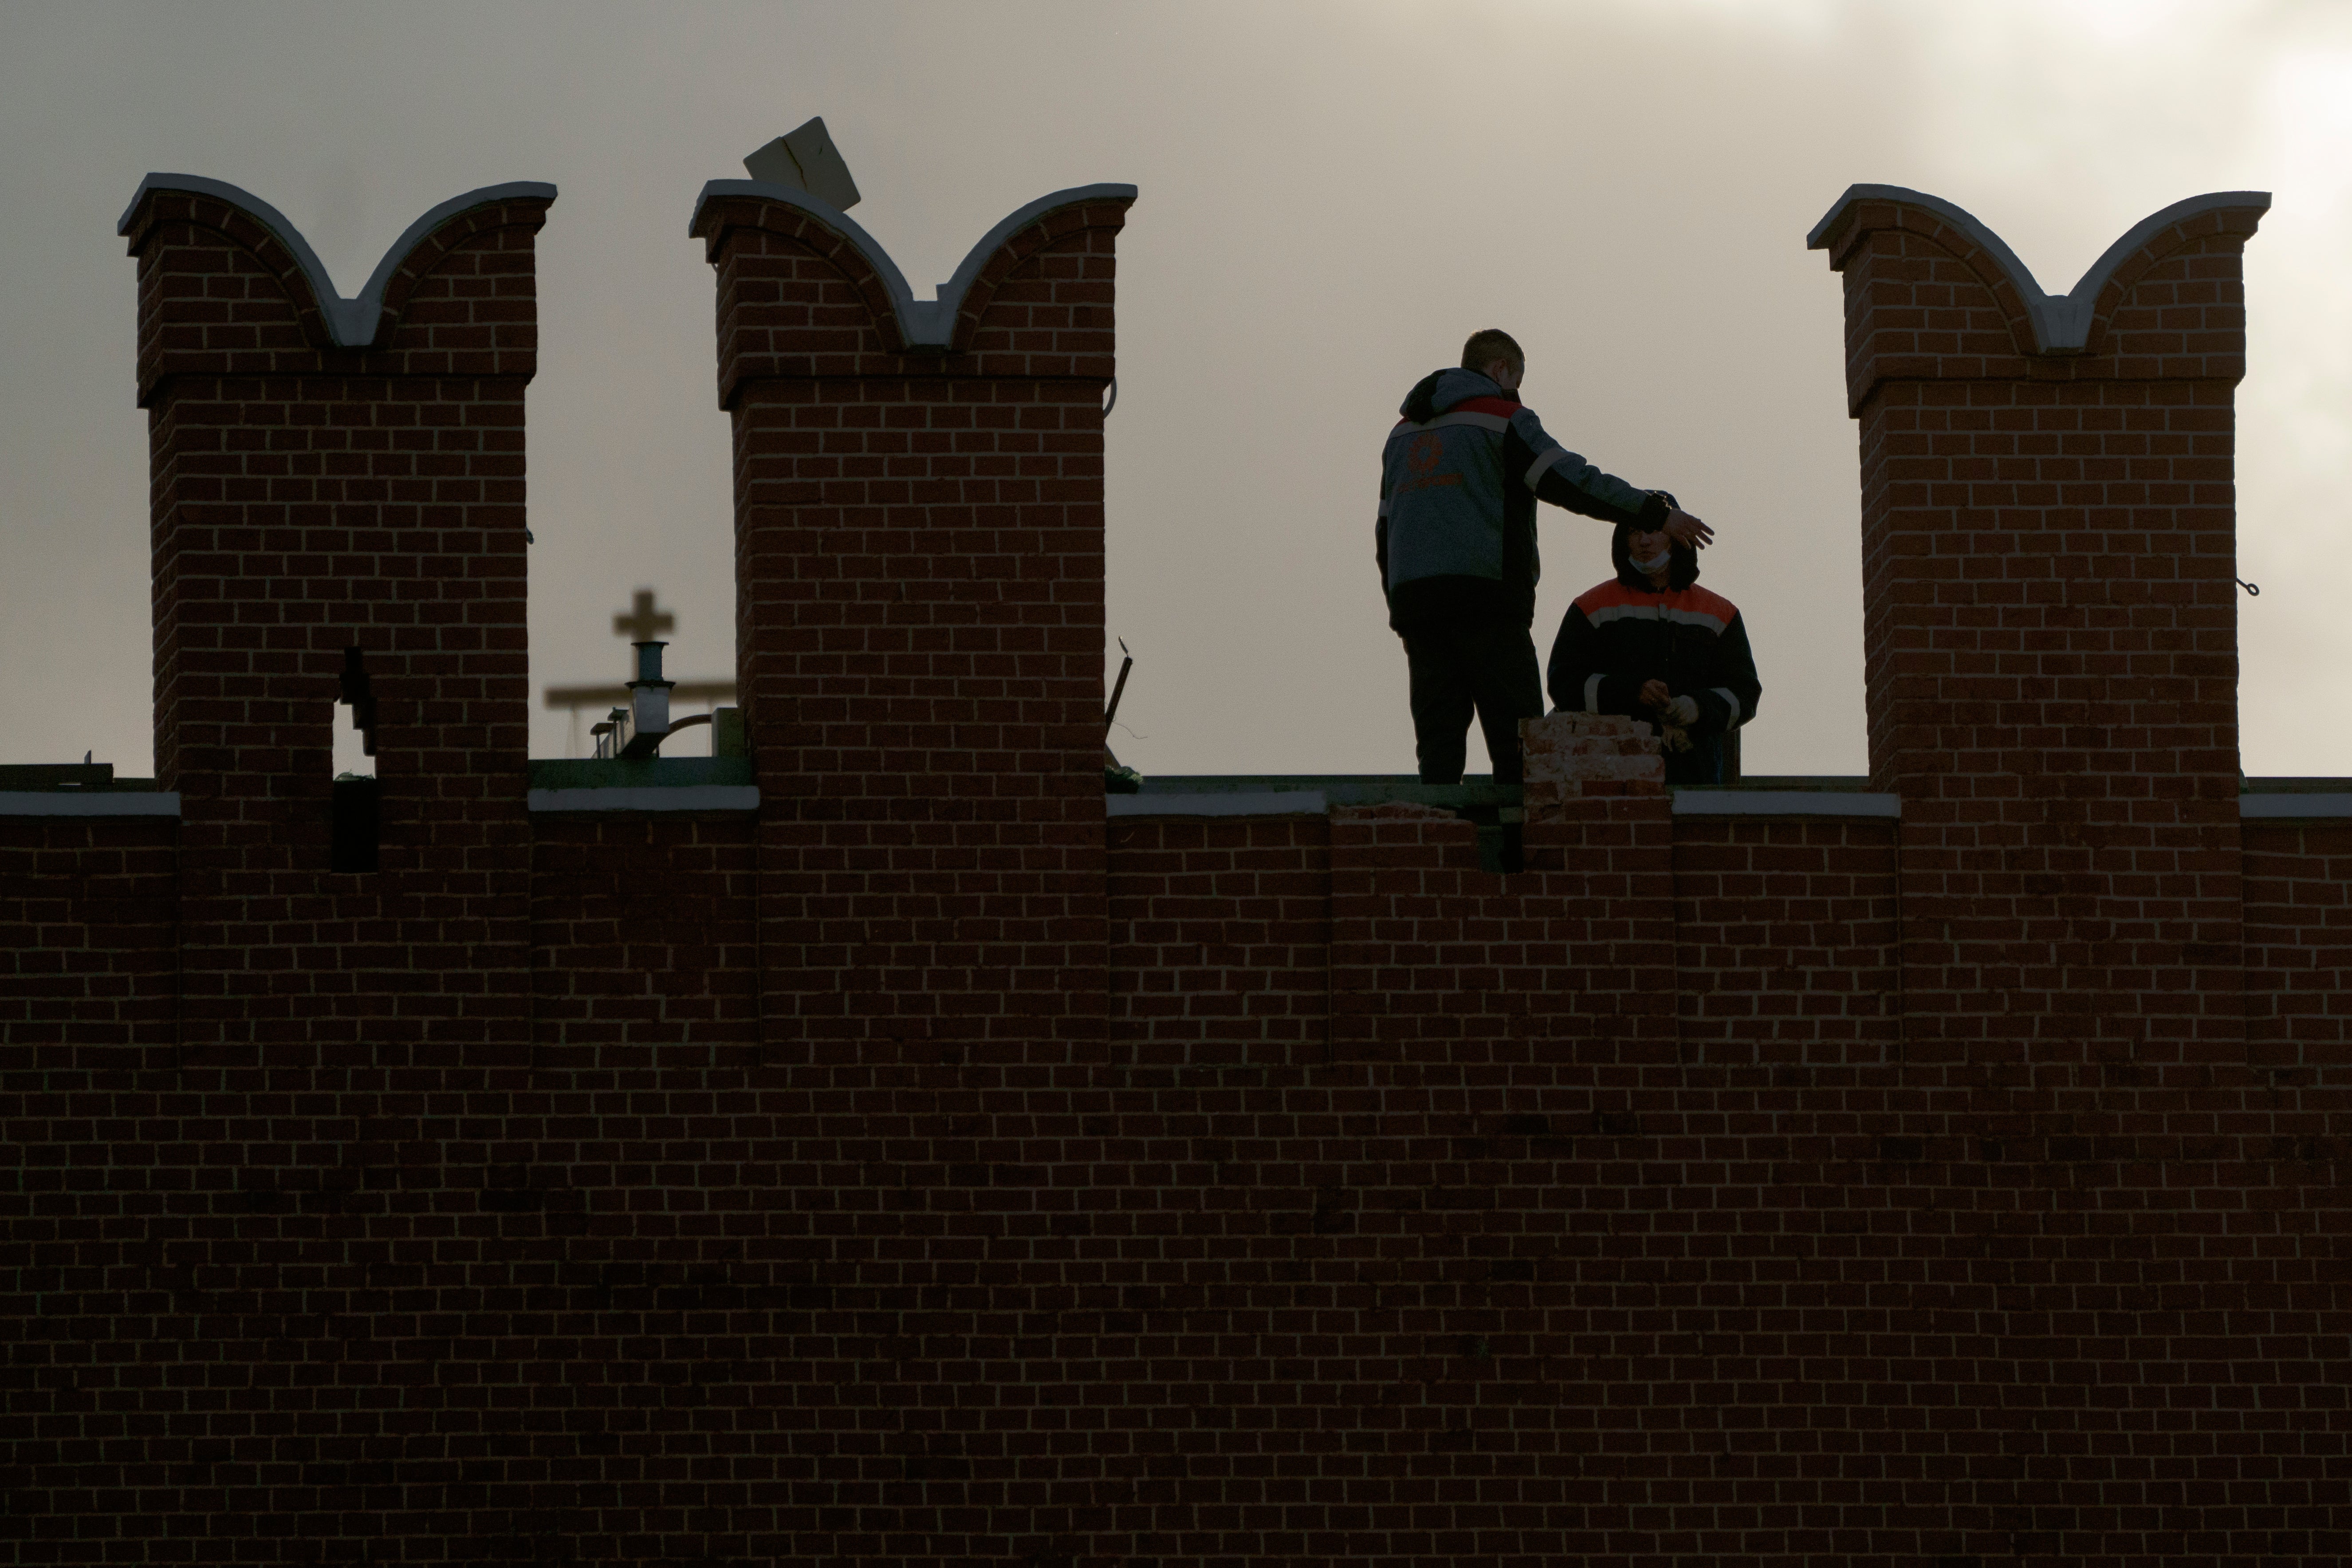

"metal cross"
[613, 589, 676, 642]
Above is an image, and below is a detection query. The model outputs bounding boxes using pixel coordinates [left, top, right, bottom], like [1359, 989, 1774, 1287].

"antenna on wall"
[743, 117, 862, 211]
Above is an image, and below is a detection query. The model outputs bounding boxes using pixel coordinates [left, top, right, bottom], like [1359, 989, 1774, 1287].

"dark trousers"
[1665, 732, 1727, 787]
[1402, 620, 1544, 785]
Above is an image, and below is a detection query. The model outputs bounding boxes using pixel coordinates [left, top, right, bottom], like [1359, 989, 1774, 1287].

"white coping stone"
[1110, 790, 1900, 819]
[0, 792, 181, 817]
[1672, 790, 1901, 817]
[1805, 185, 2269, 354]
[14, 786, 2340, 821]
[118, 175, 559, 348]
[528, 786, 759, 813]
[1110, 792, 1327, 818]
[691, 180, 1137, 348]
[2242, 794, 2352, 818]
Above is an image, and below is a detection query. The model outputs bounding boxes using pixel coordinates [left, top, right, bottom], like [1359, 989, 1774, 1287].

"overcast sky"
[4, 0, 2349, 780]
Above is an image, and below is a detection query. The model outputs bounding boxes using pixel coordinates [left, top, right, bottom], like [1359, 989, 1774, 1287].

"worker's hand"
[1640, 679, 1672, 708]
[1664, 507, 1713, 550]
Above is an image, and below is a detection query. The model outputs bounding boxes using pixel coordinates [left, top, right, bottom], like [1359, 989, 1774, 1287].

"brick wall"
[0, 820, 176, 1052]
[6, 173, 2352, 1564]
[1, 179, 559, 1562]
[530, 813, 761, 1071]
[2247, 819, 2352, 1068]
[0, 817, 178, 1564]
[1671, 814, 1901, 1072]
[1108, 814, 1330, 1069]
[1066, 782, 1940, 1567]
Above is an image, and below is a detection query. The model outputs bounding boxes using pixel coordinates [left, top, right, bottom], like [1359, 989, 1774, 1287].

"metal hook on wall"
[2237, 578, 2260, 596]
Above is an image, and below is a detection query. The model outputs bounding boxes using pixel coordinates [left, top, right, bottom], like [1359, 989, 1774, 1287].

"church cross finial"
[614, 589, 675, 642]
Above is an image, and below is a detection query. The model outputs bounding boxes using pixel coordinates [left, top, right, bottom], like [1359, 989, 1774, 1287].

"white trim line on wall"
[2242, 794, 2352, 818]
[1109, 791, 1328, 817]
[1672, 790, 1900, 817]
[0, 792, 181, 817]
[528, 786, 760, 813]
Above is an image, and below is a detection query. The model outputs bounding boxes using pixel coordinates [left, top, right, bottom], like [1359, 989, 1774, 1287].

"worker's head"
[1614, 513, 1697, 592]
[1460, 329, 1524, 391]
[1627, 526, 1675, 586]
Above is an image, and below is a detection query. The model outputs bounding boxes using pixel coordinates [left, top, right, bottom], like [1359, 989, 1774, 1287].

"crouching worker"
[1547, 515, 1761, 786]
[1378, 328, 1714, 784]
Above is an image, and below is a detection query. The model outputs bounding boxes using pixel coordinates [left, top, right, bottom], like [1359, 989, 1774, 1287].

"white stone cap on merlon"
[118, 174, 559, 348]
[689, 180, 1137, 348]
[1805, 185, 2270, 354]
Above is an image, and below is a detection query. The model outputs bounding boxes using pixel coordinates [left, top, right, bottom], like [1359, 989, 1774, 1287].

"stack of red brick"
[1, 173, 2344, 1566]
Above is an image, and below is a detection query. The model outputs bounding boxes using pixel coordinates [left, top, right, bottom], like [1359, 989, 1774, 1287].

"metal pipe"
[1104, 639, 1133, 733]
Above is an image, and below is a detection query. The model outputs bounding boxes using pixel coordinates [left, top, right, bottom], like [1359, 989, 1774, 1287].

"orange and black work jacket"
[1546, 542, 1761, 745]
[1377, 368, 1670, 631]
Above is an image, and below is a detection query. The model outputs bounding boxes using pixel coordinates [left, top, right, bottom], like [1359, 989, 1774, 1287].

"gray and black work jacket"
[1546, 536, 1762, 741]
[1376, 367, 1670, 631]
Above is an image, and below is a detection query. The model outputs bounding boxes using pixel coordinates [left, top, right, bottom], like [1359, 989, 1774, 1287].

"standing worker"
[1376, 329, 1714, 784]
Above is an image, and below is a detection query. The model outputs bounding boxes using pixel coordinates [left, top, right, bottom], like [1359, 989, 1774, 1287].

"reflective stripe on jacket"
[1545, 576, 1762, 739]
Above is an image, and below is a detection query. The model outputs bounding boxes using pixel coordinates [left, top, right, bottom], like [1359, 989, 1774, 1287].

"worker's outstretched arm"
[1505, 408, 1713, 546]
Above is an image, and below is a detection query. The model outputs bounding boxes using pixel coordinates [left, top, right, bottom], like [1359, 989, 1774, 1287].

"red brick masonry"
[2, 177, 2346, 1567]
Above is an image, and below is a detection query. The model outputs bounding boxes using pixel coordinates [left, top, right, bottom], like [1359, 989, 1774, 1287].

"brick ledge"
[2241, 793, 2352, 818]
[1109, 790, 1326, 818]
[0, 791, 180, 817]
[527, 785, 759, 813]
[1672, 790, 1900, 817]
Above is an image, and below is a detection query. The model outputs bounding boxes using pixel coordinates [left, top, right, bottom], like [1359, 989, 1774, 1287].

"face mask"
[1632, 546, 1672, 575]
